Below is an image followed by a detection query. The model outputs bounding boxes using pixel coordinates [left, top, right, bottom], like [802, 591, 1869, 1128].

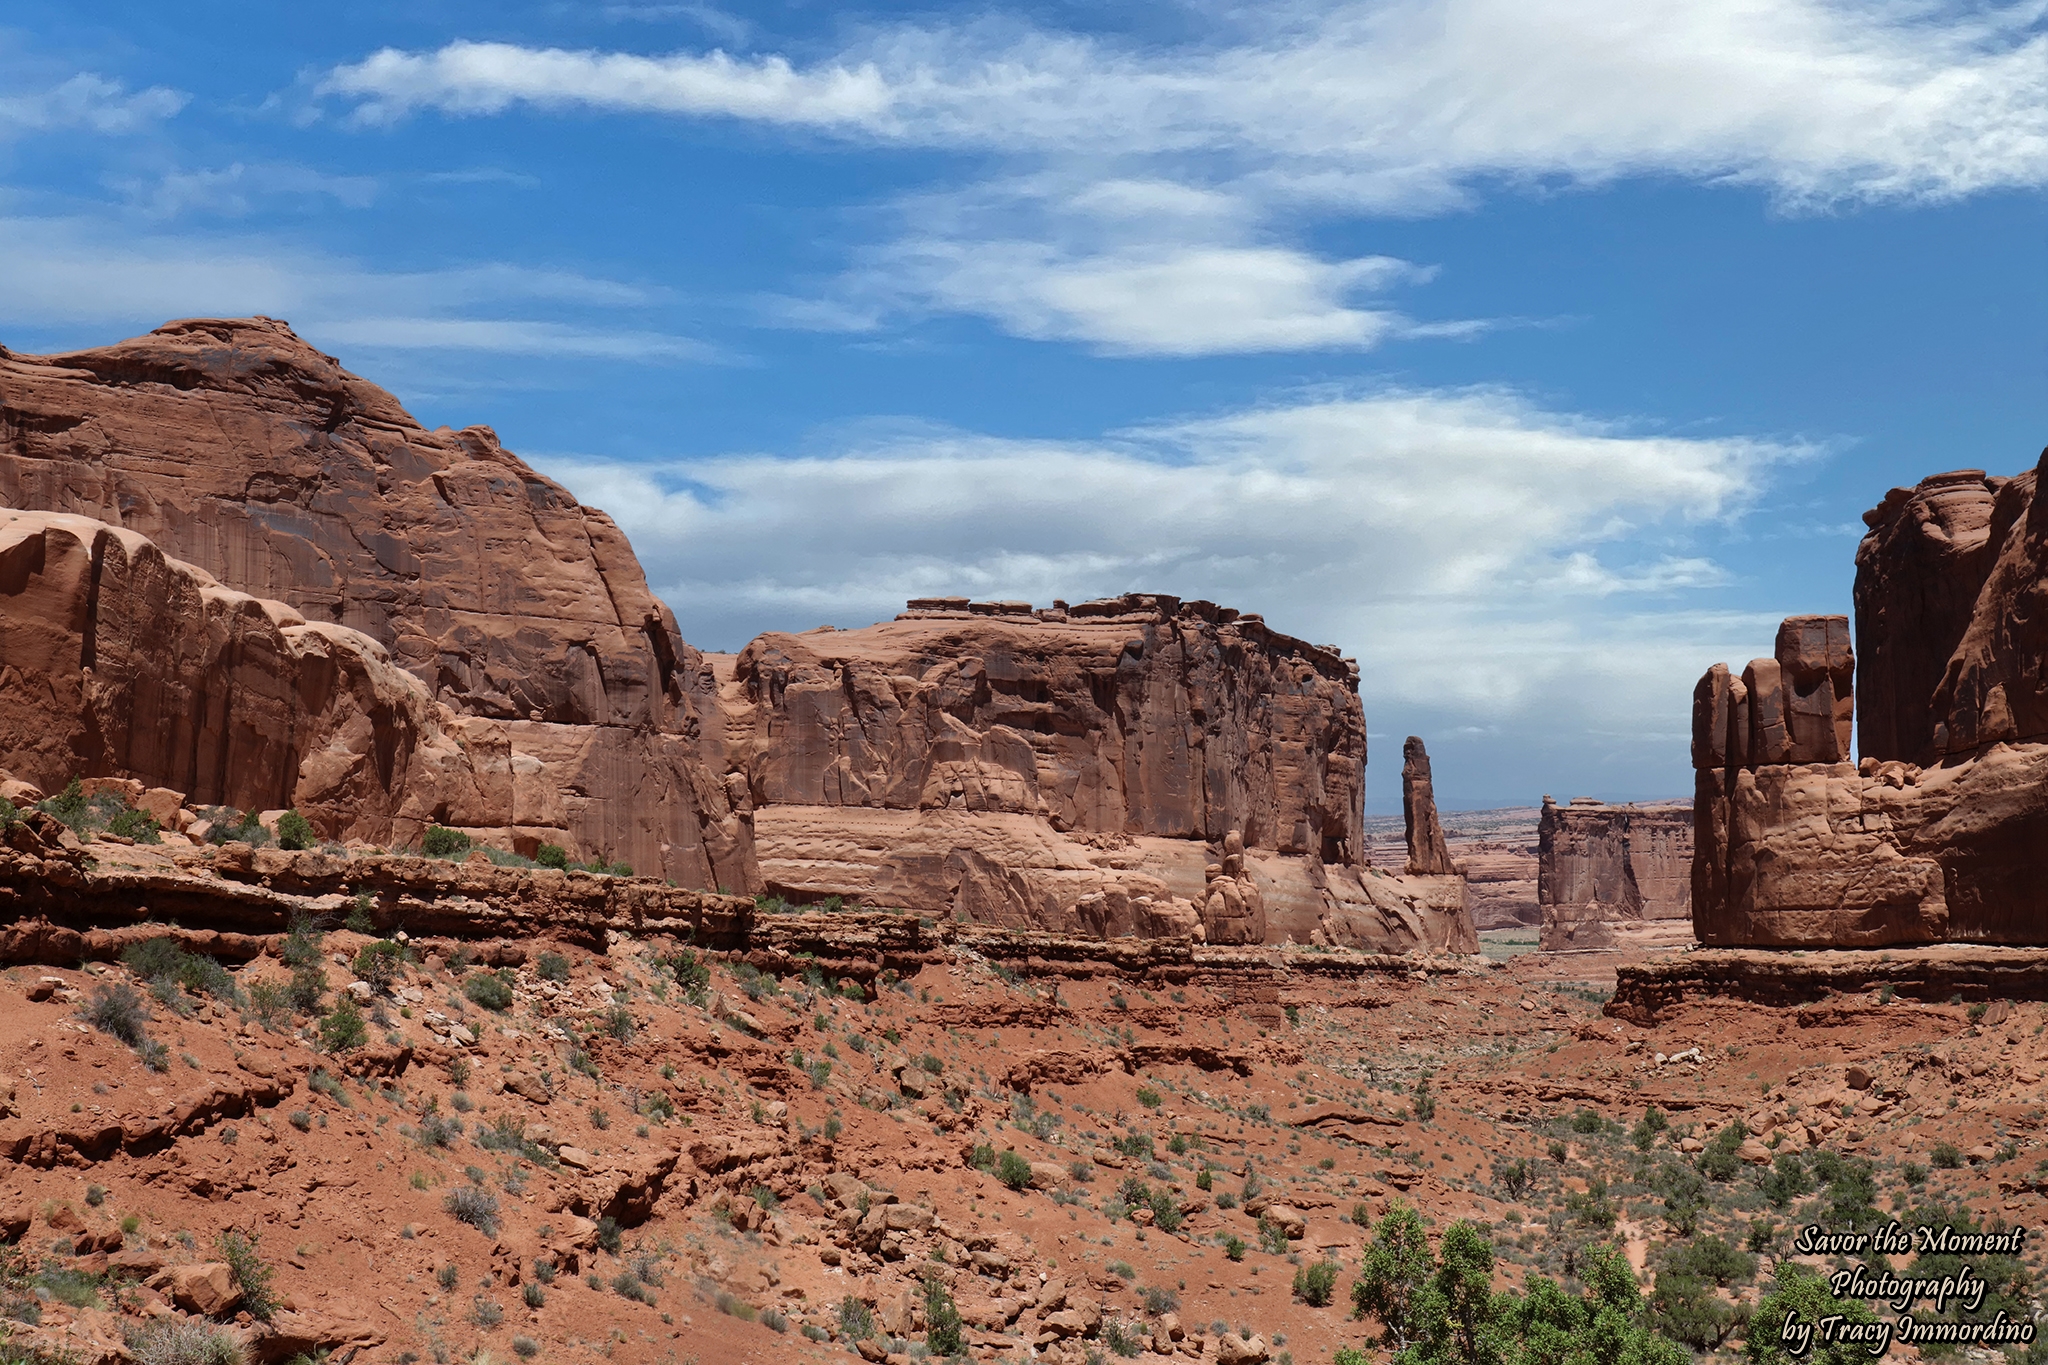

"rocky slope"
[0, 320, 753, 891]
[1535, 798, 1692, 952]
[1692, 451, 2048, 946]
[0, 834, 2040, 1365]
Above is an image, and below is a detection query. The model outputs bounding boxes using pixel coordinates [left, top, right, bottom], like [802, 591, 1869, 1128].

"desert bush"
[286, 963, 326, 1014]
[351, 940, 407, 993]
[275, 810, 314, 850]
[1292, 1259, 1339, 1307]
[996, 1149, 1033, 1190]
[1222, 1234, 1247, 1261]
[1493, 1156, 1533, 1199]
[534, 842, 569, 869]
[445, 1186, 501, 1236]
[840, 1294, 876, 1339]
[523, 1282, 546, 1309]
[922, 1275, 963, 1355]
[511, 1337, 540, 1359]
[1698, 1121, 1748, 1181]
[421, 825, 471, 858]
[463, 971, 514, 1012]
[595, 1215, 622, 1253]
[1931, 1141, 1964, 1170]
[82, 982, 151, 1048]
[535, 950, 571, 982]
[218, 1229, 277, 1321]
[319, 998, 367, 1052]
[1102, 1318, 1145, 1357]
[1136, 1086, 1163, 1108]
[1409, 1074, 1437, 1122]
[123, 1318, 246, 1365]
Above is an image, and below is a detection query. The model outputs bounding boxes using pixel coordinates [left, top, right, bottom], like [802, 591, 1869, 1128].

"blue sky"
[2, 2, 2043, 811]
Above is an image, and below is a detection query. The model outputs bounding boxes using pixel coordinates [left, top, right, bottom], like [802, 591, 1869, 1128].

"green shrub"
[286, 963, 326, 1014]
[1570, 1106, 1605, 1134]
[281, 915, 322, 968]
[351, 940, 407, 993]
[82, 982, 151, 1048]
[534, 842, 569, 869]
[108, 807, 162, 843]
[1697, 1120, 1747, 1181]
[464, 971, 514, 1012]
[1102, 1318, 1145, 1357]
[536, 950, 571, 982]
[1136, 1086, 1162, 1108]
[319, 998, 367, 1052]
[839, 1294, 875, 1339]
[1931, 1141, 1964, 1169]
[923, 1275, 963, 1355]
[1222, 1234, 1247, 1261]
[996, 1149, 1034, 1190]
[218, 1229, 278, 1321]
[595, 1215, 622, 1253]
[1292, 1259, 1339, 1307]
[421, 825, 471, 857]
[276, 810, 314, 851]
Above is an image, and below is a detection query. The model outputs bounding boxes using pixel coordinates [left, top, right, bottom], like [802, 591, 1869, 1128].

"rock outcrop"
[1401, 737, 1456, 876]
[0, 320, 1477, 953]
[0, 319, 757, 887]
[1691, 453, 2048, 946]
[722, 600, 1475, 954]
[1536, 797, 1692, 951]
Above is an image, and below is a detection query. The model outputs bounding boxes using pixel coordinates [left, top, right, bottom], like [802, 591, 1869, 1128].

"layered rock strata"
[0, 320, 755, 888]
[721, 602, 1475, 954]
[1536, 797, 1693, 951]
[1691, 453, 2048, 946]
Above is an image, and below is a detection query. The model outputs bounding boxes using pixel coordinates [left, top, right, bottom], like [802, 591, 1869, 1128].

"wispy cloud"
[322, 40, 891, 129]
[539, 386, 1823, 728]
[318, 4, 2048, 357]
[0, 72, 186, 136]
[320, 4, 2048, 207]
[112, 162, 382, 218]
[0, 216, 715, 363]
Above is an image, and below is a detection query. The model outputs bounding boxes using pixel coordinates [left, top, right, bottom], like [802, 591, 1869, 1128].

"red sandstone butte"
[719, 599, 1474, 953]
[1692, 451, 2048, 947]
[0, 318, 752, 887]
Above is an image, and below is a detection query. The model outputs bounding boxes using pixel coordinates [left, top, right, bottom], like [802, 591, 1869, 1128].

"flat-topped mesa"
[1401, 737, 1455, 876]
[721, 598, 1474, 954]
[735, 597, 1365, 858]
[1689, 448, 2048, 948]
[0, 320, 754, 888]
[1536, 796, 1692, 952]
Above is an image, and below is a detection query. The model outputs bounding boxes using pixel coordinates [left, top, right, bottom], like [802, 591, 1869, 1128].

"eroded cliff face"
[1536, 797, 1692, 951]
[0, 320, 753, 888]
[1692, 452, 2048, 947]
[718, 599, 1474, 954]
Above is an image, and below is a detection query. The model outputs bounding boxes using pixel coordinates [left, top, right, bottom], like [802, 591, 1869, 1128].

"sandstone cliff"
[1535, 796, 1692, 951]
[0, 320, 755, 888]
[1692, 452, 2048, 946]
[718, 600, 1475, 954]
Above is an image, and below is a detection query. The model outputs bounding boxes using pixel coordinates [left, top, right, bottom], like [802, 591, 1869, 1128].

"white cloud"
[320, 4, 2048, 357]
[539, 386, 1821, 727]
[321, 4, 2048, 207]
[0, 72, 186, 136]
[0, 216, 714, 363]
[321, 40, 892, 129]
[114, 162, 383, 218]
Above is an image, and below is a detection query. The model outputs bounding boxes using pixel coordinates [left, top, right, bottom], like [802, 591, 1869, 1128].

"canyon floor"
[0, 847, 2038, 1365]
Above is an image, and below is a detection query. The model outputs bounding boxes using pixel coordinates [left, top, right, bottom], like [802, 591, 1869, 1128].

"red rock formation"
[1854, 470, 2006, 764]
[1401, 737, 1455, 876]
[0, 320, 753, 888]
[721, 599, 1475, 954]
[1692, 448, 2048, 946]
[729, 597, 1364, 858]
[1535, 797, 1692, 951]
